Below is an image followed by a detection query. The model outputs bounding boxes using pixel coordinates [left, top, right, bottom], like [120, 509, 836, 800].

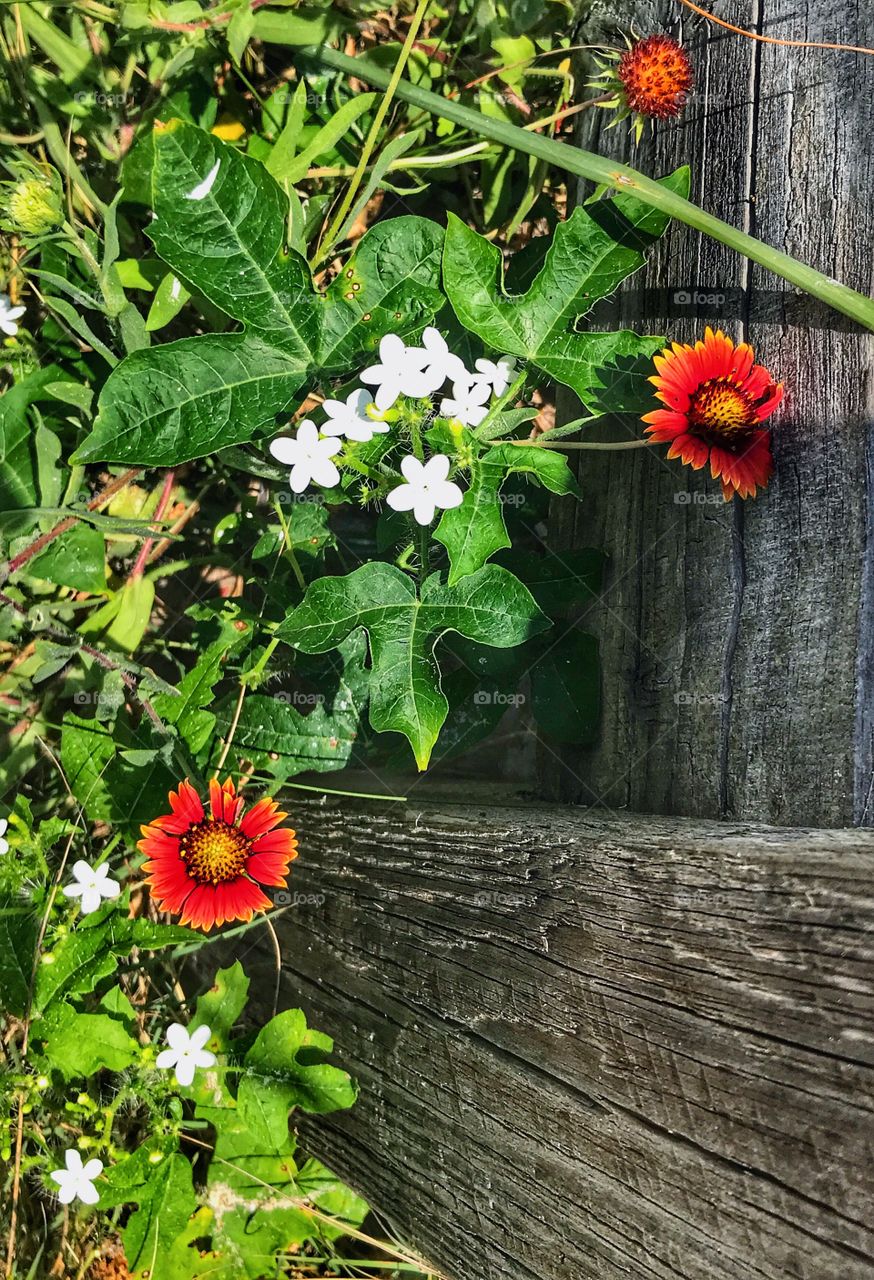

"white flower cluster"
[269, 328, 516, 526]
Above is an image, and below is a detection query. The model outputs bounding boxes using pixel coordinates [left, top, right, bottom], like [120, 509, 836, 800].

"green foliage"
[278, 563, 548, 769]
[0, 7, 688, 1273]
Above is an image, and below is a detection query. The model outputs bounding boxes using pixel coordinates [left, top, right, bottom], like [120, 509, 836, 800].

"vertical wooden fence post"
[543, 0, 874, 826]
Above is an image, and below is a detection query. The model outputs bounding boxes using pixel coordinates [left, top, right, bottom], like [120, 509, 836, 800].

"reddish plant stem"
[0, 467, 141, 586]
[129, 469, 176, 581]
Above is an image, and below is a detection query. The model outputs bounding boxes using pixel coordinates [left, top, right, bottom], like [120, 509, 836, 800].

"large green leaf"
[191, 961, 250, 1046]
[434, 443, 580, 584]
[74, 123, 449, 468]
[37, 1007, 140, 1079]
[239, 1009, 357, 1144]
[209, 632, 369, 778]
[33, 920, 119, 1012]
[317, 215, 445, 373]
[149, 122, 318, 353]
[0, 367, 63, 516]
[0, 900, 39, 1018]
[442, 171, 688, 409]
[73, 331, 303, 466]
[60, 713, 116, 822]
[99, 1141, 197, 1279]
[277, 562, 547, 769]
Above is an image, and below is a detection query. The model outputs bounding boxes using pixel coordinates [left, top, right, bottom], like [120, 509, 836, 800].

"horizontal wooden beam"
[231, 791, 874, 1280]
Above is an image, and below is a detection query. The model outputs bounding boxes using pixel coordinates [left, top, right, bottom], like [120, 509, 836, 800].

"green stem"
[473, 367, 529, 440]
[314, 0, 432, 263]
[409, 417, 430, 578]
[516, 437, 659, 449]
[310, 46, 874, 332]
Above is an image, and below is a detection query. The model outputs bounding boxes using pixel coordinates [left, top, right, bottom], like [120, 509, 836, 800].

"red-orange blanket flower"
[643, 327, 783, 500]
[139, 778, 298, 931]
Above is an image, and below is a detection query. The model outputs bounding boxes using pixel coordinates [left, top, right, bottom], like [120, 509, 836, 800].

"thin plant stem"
[314, 0, 432, 263]
[311, 46, 874, 331]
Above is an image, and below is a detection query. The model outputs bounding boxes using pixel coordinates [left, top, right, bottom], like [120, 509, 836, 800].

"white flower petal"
[399, 455, 425, 483]
[270, 437, 303, 466]
[422, 455, 451, 483]
[189, 1024, 212, 1050]
[0, 818, 7, 836]
[82, 1159, 104, 1181]
[56, 1179, 78, 1205]
[289, 464, 312, 494]
[165, 1023, 191, 1051]
[412, 495, 437, 526]
[195, 1048, 217, 1069]
[79, 888, 103, 915]
[434, 480, 464, 511]
[174, 1057, 196, 1087]
[65, 1150, 84, 1174]
[71, 859, 94, 882]
[372, 382, 400, 411]
[310, 456, 341, 489]
[379, 333, 405, 363]
[0, 838, 8, 856]
[185, 158, 220, 201]
[76, 1179, 100, 1205]
[385, 483, 416, 513]
[62, 882, 84, 899]
[295, 420, 320, 450]
[155, 1049, 178, 1071]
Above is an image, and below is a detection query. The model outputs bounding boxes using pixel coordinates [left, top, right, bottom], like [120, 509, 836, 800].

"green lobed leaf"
[28, 521, 106, 593]
[442, 172, 687, 409]
[209, 633, 369, 778]
[277, 562, 548, 769]
[317, 215, 445, 374]
[99, 1141, 197, 1279]
[33, 920, 119, 1012]
[434, 442, 580, 584]
[191, 961, 250, 1047]
[36, 1007, 140, 1079]
[238, 1008, 357, 1144]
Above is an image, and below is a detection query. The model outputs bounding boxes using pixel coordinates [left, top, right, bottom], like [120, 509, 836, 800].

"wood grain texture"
[542, 0, 874, 824]
[229, 792, 874, 1280]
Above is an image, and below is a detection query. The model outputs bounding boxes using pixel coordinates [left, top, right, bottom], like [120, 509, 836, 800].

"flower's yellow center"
[180, 819, 251, 885]
[689, 378, 757, 443]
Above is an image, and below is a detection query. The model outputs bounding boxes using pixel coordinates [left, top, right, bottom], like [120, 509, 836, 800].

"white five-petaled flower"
[62, 860, 121, 916]
[156, 1023, 216, 1087]
[0, 818, 7, 856]
[185, 158, 220, 201]
[410, 326, 468, 393]
[320, 388, 390, 443]
[360, 334, 434, 411]
[0, 294, 26, 337]
[473, 355, 517, 397]
[49, 1149, 104, 1205]
[386, 455, 463, 526]
[439, 378, 492, 428]
[270, 421, 343, 493]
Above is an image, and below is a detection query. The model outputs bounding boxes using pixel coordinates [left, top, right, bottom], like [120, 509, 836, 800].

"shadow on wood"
[225, 792, 874, 1280]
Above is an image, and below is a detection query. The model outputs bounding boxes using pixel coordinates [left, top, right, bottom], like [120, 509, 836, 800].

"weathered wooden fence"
[239, 795, 874, 1280]
[232, 1, 874, 1276]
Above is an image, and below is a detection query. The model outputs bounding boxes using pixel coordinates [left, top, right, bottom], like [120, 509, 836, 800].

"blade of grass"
[312, 0, 431, 265]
